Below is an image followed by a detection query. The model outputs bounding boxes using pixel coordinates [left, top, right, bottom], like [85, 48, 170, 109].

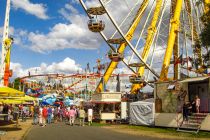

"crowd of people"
[0, 103, 94, 127]
[34, 105, 93, 127]
[0, 104, 34, 122]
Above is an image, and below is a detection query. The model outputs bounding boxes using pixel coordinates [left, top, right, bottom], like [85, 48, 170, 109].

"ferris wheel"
[79, 0, 209, 94]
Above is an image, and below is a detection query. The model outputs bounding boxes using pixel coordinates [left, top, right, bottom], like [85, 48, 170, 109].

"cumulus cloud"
[11, 0, 49, 20]
[10, 57, 82, 78]
[26, 3, 102, 53]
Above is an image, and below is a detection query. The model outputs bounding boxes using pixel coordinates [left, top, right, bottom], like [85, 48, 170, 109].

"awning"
[0, 99, 24, 104]
[8, 95, 37, 101]
[0, 86, 25, 97]
[91, 101, 121, 104]
[181, 76, 209, 83]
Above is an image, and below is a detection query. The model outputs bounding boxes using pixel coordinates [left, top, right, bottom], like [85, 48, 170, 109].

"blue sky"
[0, 0, 110, 77]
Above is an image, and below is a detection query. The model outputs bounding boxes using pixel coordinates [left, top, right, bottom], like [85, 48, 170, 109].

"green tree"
[200, 3, 210, 65]
[14, 78, 21, 90]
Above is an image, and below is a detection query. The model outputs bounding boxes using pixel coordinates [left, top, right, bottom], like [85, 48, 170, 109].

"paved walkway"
[24, 122, 165, 140]
[0, 119, 32, 140]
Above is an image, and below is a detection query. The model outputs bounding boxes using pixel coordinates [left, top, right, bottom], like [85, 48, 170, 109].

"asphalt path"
[24, 122, 166, 140]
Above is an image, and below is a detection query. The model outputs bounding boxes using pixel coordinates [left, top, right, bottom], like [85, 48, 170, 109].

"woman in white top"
[88, 108, 93, 126]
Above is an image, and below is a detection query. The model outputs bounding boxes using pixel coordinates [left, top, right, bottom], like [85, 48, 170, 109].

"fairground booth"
[154, 76, 210, 132]
[91, 92, 126, 121]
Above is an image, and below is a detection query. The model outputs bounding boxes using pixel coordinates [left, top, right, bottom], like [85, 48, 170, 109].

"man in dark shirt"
[183, 102, 192, 122]
[2, 104, 9, 121]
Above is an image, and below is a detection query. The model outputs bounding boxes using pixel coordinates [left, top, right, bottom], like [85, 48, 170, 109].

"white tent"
[129, 98, 155, 126]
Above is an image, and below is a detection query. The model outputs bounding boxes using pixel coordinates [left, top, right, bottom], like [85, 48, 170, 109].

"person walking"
[68, 106, 76, 126]
[33, 105, 39, 125]
[42, 106, 48, 127]
[79, 107, 86, 126]
[47, 106, 52, 124]
[53, 107, 58, 123]
[2, 104, 9, 121]
[13, 105, 19, 127]
[30, 105, 34, 117]
[39, 106, 43, 126]
[22, 106, 27, 122]
[88, 107, 93, 126]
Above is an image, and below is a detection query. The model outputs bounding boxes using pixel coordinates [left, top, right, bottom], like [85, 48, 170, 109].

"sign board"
[92, 92, 121, 102]
[101, 113, 116, 120]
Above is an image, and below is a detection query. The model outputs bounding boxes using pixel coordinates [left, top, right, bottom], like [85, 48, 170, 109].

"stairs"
[177, 113, 208, 133]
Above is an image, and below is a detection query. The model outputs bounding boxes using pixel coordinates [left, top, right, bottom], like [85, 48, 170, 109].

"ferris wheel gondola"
[108, 50, 124, 62]
[87, 6, 106, 32]
[88, 17, 105, 32]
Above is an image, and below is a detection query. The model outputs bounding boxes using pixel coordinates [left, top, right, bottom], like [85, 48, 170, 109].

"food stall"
[91, 92, 121, 121]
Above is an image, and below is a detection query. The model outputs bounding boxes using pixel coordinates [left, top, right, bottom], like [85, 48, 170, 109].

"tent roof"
[181, 76, 209, 83]
[0, 86, 25, 97]
[130, 98, 154, 105]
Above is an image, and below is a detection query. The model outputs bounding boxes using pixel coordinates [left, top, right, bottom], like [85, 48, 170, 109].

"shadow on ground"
[0, 120, 16, 126]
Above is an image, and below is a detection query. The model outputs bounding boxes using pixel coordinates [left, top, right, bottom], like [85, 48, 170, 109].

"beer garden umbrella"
[0, 86, 25, 97]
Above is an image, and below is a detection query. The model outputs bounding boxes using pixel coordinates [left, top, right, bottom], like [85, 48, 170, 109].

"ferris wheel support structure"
[131, 0, 163, 93]
[159, 0, 183, 80]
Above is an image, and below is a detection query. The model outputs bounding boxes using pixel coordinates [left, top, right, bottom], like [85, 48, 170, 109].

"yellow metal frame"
[160, 0, 183, 80]
[131, 0, 163, 93]
[96, 0, 150, 93]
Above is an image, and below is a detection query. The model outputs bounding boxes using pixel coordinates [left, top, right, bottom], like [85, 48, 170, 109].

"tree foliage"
[200, 3, 210, 49]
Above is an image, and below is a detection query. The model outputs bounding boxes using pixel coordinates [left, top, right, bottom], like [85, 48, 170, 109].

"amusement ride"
[79, 0, 210, 94]
[0, 0, 209, 96]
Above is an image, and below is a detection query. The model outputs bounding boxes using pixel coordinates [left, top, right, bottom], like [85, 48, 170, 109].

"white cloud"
[26, 3, 102, 53]
[11, 0, 49, 20]
[10, 57, 82, 78]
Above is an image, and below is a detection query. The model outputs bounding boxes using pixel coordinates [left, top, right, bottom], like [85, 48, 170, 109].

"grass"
[93, 123, 210, 139]
[91, 122, 111, 126]
[124, 125, 210, 139]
